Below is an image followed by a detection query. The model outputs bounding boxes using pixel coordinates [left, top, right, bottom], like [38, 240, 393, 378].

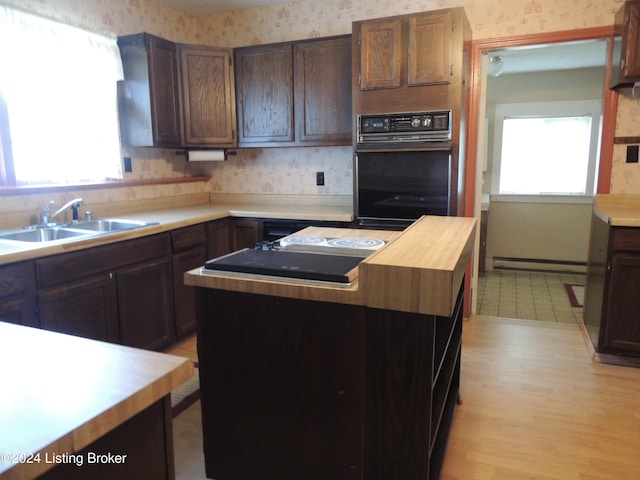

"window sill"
[0, 176, 211, 196]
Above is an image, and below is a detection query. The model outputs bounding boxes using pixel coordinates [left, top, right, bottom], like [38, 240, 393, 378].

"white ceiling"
[488, 39, 608, 75]
[158, 0, 284, 15]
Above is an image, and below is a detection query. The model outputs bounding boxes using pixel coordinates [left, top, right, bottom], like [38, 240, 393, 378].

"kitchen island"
[0, 321, 193, 480]
[184, 215, 475, 480]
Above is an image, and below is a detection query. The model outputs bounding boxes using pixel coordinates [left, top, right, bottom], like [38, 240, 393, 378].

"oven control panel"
[357, 110, 452, 144]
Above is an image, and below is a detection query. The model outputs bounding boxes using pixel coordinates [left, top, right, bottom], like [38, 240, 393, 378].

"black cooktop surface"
[203, 248, 363, 283]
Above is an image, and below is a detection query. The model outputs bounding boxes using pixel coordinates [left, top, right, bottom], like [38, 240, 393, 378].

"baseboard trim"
[492, 257, 587, 274]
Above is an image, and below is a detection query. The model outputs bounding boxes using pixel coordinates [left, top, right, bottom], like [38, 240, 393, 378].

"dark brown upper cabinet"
[358, 18, 403, 90]
[235, 43, 294, 146]
[357, 11, 451, 91]
[611, 0, 640, 88]
[294, 36, 352, 145]
[353, 8, 469, 115]
[407, 11, 452, 86]
[118, 33, 237, 148]
[235, 35, 352, 147]
[117, 33, 182, 147]
[178, 45, 237, 147]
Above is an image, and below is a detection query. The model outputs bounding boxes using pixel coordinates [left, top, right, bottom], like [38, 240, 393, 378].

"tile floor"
[476, 268, 585, 324]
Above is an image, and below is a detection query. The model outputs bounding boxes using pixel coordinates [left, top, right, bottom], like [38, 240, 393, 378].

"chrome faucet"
[50, 198, 84, 223]
[40, 200, 55, 225]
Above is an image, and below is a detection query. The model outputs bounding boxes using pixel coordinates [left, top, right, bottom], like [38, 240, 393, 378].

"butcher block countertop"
[185, 215, 476, 317]
[593, 194, 640, 227]
[0, 322, 193, 480]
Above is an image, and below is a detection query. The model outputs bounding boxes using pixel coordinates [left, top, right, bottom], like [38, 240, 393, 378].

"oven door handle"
[355, 142, 452, 153]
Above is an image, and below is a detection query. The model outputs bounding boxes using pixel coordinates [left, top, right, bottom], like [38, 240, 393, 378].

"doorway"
[466, 29, 617, 322]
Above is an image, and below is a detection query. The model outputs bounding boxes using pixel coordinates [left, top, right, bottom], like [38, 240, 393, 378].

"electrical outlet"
[124, 156, 133, 172]
[316, 171, 325, 186]
[626, 145, 639, 164]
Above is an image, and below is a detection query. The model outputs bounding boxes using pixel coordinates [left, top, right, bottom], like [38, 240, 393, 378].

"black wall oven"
[355, 110, 454, 229]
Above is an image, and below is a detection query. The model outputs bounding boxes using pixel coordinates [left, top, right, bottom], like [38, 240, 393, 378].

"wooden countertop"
[0, 322, 193, 480]
[361, 215, 476, 316]
[185, 215, 476, 316]
[0, 199, 354, 266]
[593, 194, 640, 227]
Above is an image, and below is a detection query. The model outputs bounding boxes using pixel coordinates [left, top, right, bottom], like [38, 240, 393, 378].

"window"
[0, 6, 123, 186]
[493, 101, 602, 197]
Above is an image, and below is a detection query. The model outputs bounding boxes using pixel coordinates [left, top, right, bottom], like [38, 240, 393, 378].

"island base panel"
[195, 286, 462, 480]
[196, 289, 365, 480]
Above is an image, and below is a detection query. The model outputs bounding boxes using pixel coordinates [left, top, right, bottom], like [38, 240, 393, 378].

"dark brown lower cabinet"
[36, 234, 174, 349]
[195, 285, 463, 480]
[38, 396, 175, 480]
[0, 261, 38, 327]
[0, 296, 38, 327]
[207, 218, 232, 258]
[2, 217, 261, 349]
[207, 217, 262, 255]
[172, 245, 207, 336]
[601, 253, 640, 353]
[171, 223, 210, 337]
[39, 274, 118, 343]
[230, 218, 262, 250]
[117, 256, 175, 350]
[584, 215, 640, 359]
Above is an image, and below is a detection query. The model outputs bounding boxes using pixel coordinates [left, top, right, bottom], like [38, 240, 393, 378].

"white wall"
[483, 66, 605, 265]
[486, 199, 593, 264]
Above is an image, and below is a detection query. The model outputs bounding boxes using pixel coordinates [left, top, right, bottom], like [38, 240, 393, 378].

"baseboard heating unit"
[492, 257, 587, 274]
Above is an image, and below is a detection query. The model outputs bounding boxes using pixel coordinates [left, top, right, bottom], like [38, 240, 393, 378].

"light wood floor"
[166, 316, 640, 480]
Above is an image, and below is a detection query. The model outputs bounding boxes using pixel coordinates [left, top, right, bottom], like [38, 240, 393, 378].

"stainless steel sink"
[0, 218, 159, 243]
[64, 218, 159, 232]
[0, 227, 94, 243]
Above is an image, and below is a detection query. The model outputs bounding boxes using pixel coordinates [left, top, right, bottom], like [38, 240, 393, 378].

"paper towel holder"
[175, 149, 237, 162]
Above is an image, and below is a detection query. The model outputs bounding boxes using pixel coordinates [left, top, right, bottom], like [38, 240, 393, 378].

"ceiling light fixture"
[488, 55, 504, 77]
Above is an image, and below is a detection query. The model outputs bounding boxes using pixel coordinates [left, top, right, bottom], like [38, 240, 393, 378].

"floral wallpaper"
[198, 0, 621, 48]
[611, 90, 640, 193]
[0, 0, 636, 218]
[205, 146, 353, 194]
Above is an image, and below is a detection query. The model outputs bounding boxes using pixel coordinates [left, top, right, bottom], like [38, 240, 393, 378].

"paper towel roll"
[187, 149, 227, 162]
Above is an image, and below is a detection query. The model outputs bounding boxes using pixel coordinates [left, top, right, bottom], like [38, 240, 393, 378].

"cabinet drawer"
[36, 234, 171, 288]
[171, 224, 207, 252]
[610, 228, 640, 252]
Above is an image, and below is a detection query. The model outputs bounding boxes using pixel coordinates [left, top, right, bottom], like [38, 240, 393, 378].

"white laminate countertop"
[593, 194, 640, 227]
[0, 321, 193, 480]
[0, 200, 354, 266]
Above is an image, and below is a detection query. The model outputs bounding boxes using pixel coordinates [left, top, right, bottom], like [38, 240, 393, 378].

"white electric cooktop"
[279, 235, 386, 256]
